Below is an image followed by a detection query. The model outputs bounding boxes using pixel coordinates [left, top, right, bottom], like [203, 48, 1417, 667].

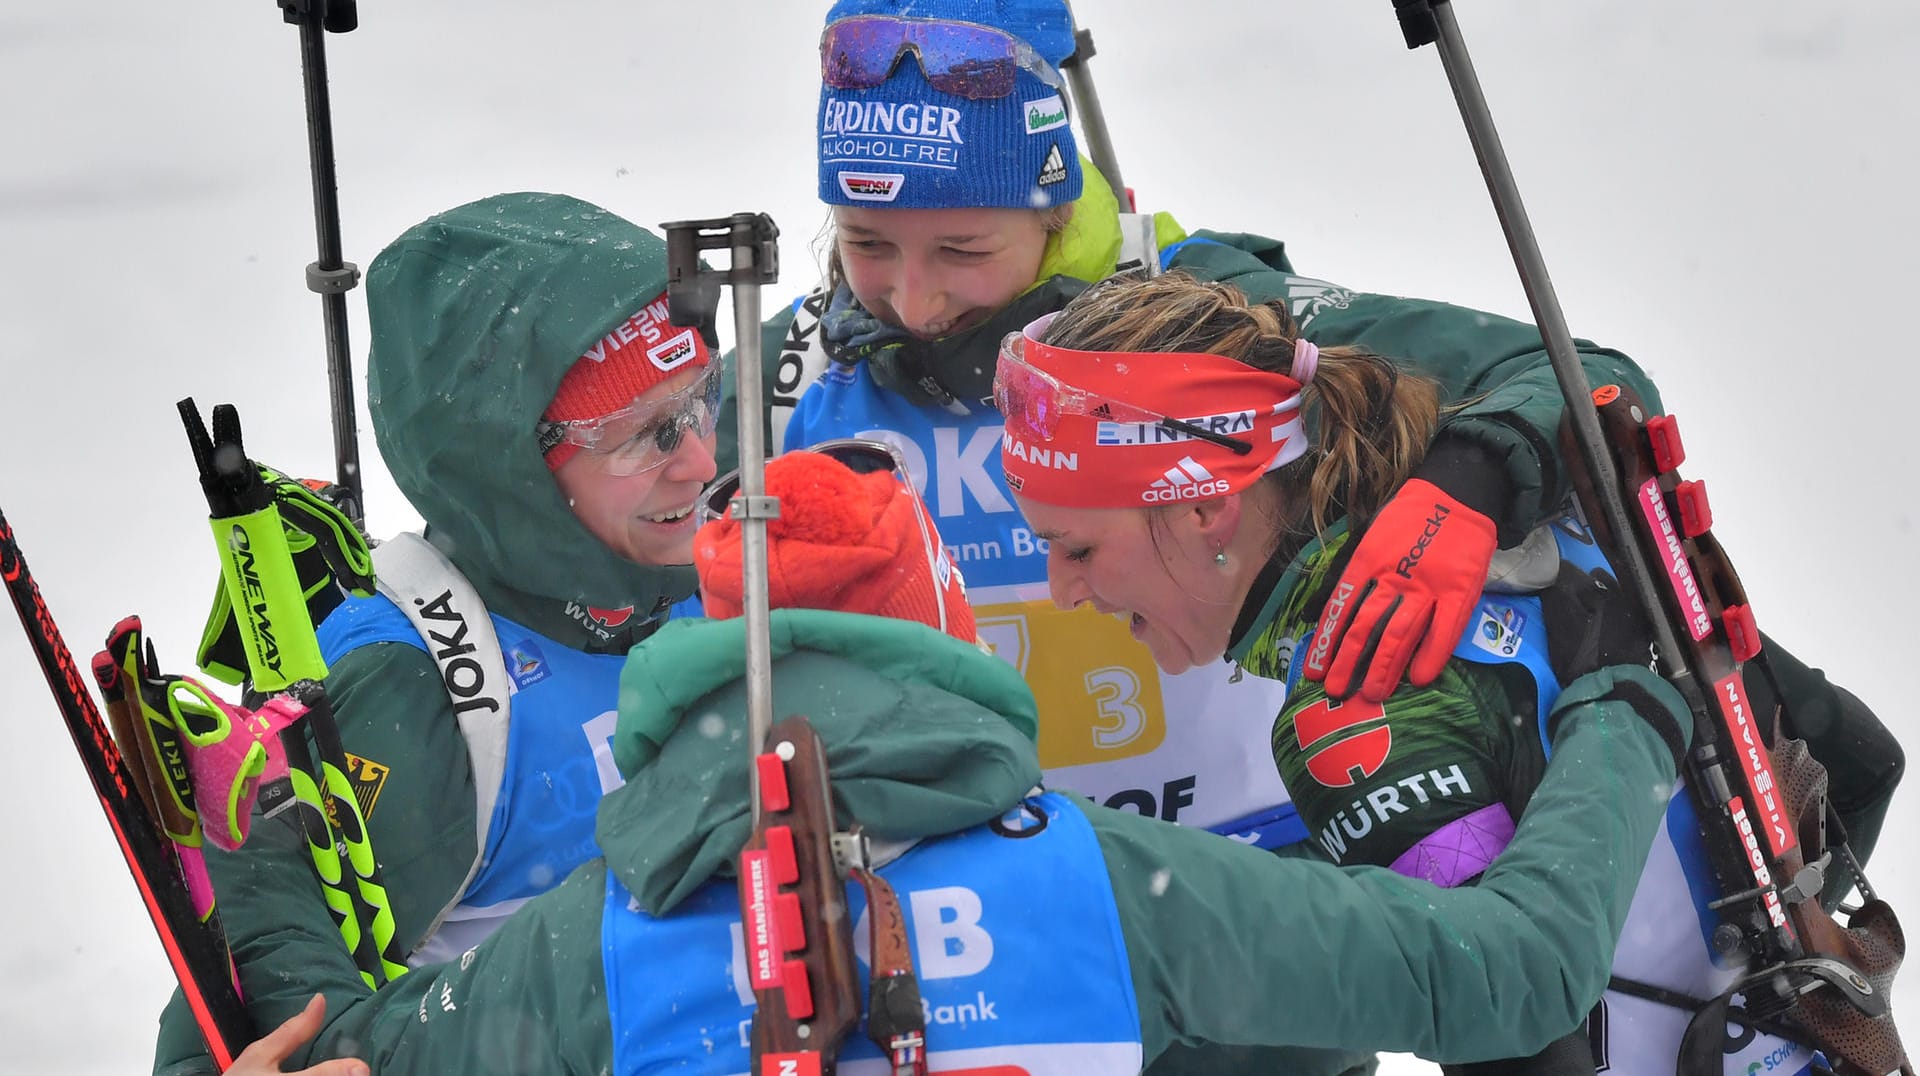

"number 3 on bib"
[976, 601, 1167, 768]
[1086, 668, 1147, 749]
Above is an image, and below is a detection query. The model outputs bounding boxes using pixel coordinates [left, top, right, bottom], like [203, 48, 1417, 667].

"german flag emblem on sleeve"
[343, 752, 391, 819]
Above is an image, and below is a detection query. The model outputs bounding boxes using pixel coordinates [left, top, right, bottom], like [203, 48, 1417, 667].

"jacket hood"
[1032, 158, 1188, 286]
[365, 192, 696, 642]
[1033, 155, 1124, 285]
[597, 609, 1041, 915]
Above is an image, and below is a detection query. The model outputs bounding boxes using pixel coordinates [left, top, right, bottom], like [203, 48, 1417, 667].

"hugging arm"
[1102, 664, 1688, 1065]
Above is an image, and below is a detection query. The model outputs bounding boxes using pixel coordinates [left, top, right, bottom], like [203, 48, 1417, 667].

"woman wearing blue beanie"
[768, 3, 1903, 1071]
[779, 0, 1895, 835]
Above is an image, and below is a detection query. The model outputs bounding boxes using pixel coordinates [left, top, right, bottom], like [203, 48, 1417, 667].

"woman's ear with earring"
[1192, 494, 1241, 570]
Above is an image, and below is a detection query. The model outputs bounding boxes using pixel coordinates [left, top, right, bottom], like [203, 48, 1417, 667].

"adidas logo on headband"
[1142, 457, 1230, 503]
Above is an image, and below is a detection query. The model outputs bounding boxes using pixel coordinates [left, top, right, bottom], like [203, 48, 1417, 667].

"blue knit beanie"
[818, 0, 1083, 210]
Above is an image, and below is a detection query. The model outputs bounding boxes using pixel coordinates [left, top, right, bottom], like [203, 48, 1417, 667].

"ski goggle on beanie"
[537, 289, 717, 474]
[818, 12, 1082, 209]
[995, 311, 1319, 508]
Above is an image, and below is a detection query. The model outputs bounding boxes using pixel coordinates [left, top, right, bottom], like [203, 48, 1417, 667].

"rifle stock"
[1565, 385, 1911, 1076]
[739, 715, 861, 1074]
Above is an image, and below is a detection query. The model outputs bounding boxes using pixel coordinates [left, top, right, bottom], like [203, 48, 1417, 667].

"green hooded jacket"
[153, 192, 709, 1074]
[196, 609, 1689, 1073]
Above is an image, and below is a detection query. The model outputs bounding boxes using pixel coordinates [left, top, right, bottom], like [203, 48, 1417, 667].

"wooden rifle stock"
[739, 715, 862, 1075]
[1565, 385, 1911, 1076]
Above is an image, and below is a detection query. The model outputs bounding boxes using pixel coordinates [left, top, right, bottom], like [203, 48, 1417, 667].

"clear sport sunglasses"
[537, 363, 724, 477]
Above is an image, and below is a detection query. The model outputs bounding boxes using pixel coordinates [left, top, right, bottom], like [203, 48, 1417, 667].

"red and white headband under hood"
[996, 311, 1316, 508]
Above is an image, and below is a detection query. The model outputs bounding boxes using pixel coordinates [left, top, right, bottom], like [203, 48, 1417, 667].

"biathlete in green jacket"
[198, 445, 1694, 1074]
[999, 272, 1902, 1075]
[153, 192, 730, 1074]
[766, 0, 1900, 862]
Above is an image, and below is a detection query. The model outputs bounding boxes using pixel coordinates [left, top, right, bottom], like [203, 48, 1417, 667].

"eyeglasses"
[702, 438, 954, 634]
[994, 317, 1254, 455]
[820, 15, 1063, 100]
[702, 438, 906, 522]
[538, 363, 724, 477]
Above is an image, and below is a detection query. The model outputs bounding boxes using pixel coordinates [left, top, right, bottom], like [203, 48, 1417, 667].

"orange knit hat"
[695, 451, 975, 642]
[542, 290, 711, 470]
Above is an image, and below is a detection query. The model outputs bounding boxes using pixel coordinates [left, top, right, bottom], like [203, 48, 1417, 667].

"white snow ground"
[1, 2, 1915, 1073]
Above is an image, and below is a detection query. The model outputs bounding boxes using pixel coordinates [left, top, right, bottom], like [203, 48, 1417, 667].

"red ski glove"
[1304, 477, 1500, 702]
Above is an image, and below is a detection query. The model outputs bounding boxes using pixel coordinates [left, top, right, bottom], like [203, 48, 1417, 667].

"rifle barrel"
[1417, 2, 1692, 685]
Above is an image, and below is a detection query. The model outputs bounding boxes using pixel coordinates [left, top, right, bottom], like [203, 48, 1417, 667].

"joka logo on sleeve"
[1024, 94, 1068, 134]
[837, 171, 905, 202]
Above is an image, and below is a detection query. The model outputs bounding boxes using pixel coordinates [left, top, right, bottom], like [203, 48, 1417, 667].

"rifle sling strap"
[855, 866, 929, 1076]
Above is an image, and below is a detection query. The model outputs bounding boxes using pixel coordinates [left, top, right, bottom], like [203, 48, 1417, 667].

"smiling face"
[833, 204, 1053, 339]
[1013, 492, 1258, 675]
[550, 365, 719, 566]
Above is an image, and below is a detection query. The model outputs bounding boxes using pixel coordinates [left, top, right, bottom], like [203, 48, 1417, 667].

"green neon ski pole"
[180, 399, 406, 986]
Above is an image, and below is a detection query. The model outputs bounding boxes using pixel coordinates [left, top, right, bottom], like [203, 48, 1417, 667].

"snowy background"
[2, 1, 1915, 1072]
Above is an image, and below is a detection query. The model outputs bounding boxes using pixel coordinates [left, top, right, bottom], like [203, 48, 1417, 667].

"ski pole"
[274, 0, 365, 529]
[93, 619, 232, 970]
[1387, 0, 1688, 679]
[180, 399, 407, 987]
[0, 508, 252, 1067]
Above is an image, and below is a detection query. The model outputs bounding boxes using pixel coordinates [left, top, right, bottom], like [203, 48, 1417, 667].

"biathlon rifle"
[1389, 3, 1909, 1072]
[1564, 385, 1909, 1074]
[1057, 2, 1159, 277]
[665, 214, 931, 1076]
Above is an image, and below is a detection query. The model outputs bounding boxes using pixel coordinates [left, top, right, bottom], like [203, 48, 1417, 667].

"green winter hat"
[365, 192, 697, 621]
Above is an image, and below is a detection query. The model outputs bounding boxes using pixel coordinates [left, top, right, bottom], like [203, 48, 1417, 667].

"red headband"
[995, 311, 1312, 508]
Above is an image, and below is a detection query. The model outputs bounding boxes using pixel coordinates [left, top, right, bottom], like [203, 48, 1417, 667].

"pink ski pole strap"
[161, 679, 307, 851]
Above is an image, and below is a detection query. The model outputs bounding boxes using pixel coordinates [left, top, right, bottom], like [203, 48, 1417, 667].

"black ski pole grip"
[1393, 0, 1445, 49]
[277, 0, 356, 34]
[323, 0, 356, 34]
